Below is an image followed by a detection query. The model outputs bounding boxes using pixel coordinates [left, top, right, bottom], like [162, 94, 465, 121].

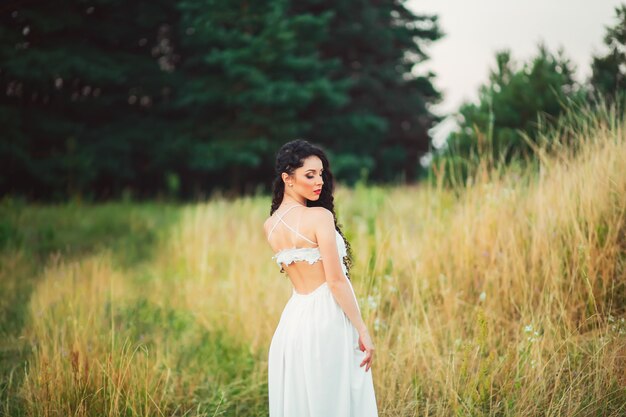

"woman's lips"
[314, 189, 321, 194]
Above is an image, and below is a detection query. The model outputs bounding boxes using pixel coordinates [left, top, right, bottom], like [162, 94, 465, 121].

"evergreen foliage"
[434, 45, 583, 182]
[590, 4, 626, 102]
[0, 1, 180, 199]
[292, 0, 442, 183]
[175, 0, 348, 193]
[0, 0, 442, 199]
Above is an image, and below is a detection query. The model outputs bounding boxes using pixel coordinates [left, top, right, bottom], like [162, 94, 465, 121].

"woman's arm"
[313, 208, 368, 334]
[313, 207, 375, 371]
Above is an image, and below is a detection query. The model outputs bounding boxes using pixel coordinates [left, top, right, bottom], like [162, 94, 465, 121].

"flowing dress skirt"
[268, 281, 378, 417]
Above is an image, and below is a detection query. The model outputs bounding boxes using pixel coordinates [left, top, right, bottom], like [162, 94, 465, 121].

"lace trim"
[272, 230, 348, 275]
[273, 247, 322, 269]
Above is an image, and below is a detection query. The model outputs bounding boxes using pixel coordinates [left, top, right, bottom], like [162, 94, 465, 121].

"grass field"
[1, 107, 625, 416]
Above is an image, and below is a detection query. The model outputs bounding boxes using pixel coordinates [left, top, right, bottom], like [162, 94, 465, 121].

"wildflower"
[478, 292, 486, 302]
[524, 324, 533, 333]
[374, 318, 381, 332]
[501, 187, 514, 198]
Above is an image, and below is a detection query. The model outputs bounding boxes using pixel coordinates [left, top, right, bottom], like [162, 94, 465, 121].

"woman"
[263, 139, 378, 417]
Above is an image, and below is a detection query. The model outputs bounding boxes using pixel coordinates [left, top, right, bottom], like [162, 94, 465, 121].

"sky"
[406, 0, 624, 149]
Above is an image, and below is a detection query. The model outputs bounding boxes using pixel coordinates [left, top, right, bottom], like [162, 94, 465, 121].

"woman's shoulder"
[262, 206, 332, 229]
[262, 215, 273, 235]
[305, 206, 334, 225]
[306, 206, 332, 216]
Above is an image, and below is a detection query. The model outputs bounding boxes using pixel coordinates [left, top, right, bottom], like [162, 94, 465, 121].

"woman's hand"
[358, 329, 375, 372]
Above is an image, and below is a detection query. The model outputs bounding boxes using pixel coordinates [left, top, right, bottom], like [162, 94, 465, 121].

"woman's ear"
[281, 172, 291, 186]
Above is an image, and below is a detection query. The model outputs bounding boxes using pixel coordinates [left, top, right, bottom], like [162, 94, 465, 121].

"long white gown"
[267, 205, 378, 417]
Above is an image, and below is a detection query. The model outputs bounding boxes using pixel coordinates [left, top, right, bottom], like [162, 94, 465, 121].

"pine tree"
[438, 45, 580, 172]
[290, 0, 442, 183]
[176, 0, 348, 193]
[590, 4, 626, 101]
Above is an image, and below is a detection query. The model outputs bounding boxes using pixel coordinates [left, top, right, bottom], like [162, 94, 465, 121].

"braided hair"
[270, 139, 353, 280]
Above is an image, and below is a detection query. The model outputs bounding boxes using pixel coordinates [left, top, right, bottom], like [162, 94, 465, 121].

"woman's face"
[284, 155, 324, 201]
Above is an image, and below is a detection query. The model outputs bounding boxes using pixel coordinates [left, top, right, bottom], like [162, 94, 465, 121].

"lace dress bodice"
[272, 230, 348, 276]
[268, 204, 348, 276]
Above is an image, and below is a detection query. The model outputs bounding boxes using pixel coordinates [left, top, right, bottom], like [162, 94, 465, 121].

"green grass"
[1, 106, 625, 416]
[0, 200, 180, 416]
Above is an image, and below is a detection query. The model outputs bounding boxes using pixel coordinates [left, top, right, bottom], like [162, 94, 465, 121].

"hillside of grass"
[1, 108, 625, 416]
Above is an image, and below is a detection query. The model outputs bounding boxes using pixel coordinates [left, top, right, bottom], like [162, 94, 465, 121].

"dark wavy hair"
[270, 139, 353, 280]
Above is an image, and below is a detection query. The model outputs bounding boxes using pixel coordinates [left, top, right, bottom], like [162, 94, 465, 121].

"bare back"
[264, 205, 328, 295]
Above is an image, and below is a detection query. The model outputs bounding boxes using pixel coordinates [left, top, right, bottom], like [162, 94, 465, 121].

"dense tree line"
[0, 0, 442, 200]
[3, 2, 624, 199]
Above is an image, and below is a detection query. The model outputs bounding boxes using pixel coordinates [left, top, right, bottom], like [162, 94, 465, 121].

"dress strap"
[267, 204, 318, 246]
[279, 215, 318, 246]
[294, 209, 304, 247]
[267, 205, 302, 240]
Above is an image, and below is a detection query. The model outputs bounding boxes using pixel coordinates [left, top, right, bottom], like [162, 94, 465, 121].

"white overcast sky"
[407, 0, 624, 148]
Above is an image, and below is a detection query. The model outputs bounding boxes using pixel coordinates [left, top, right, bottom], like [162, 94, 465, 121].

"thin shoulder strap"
[279, 210, 317, 246]
[267, 205, 318, 246]
[293, 208, 306, 246]
[267, 205, 301, 240]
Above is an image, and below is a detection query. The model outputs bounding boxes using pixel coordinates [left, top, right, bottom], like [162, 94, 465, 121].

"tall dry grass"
[10, 107, 626, 416]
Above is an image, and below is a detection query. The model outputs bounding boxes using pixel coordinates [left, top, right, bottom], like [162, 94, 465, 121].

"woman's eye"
[306, 175, 313, 179]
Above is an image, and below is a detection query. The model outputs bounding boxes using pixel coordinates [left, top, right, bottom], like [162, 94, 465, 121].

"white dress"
[267, 205, 378, 417]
